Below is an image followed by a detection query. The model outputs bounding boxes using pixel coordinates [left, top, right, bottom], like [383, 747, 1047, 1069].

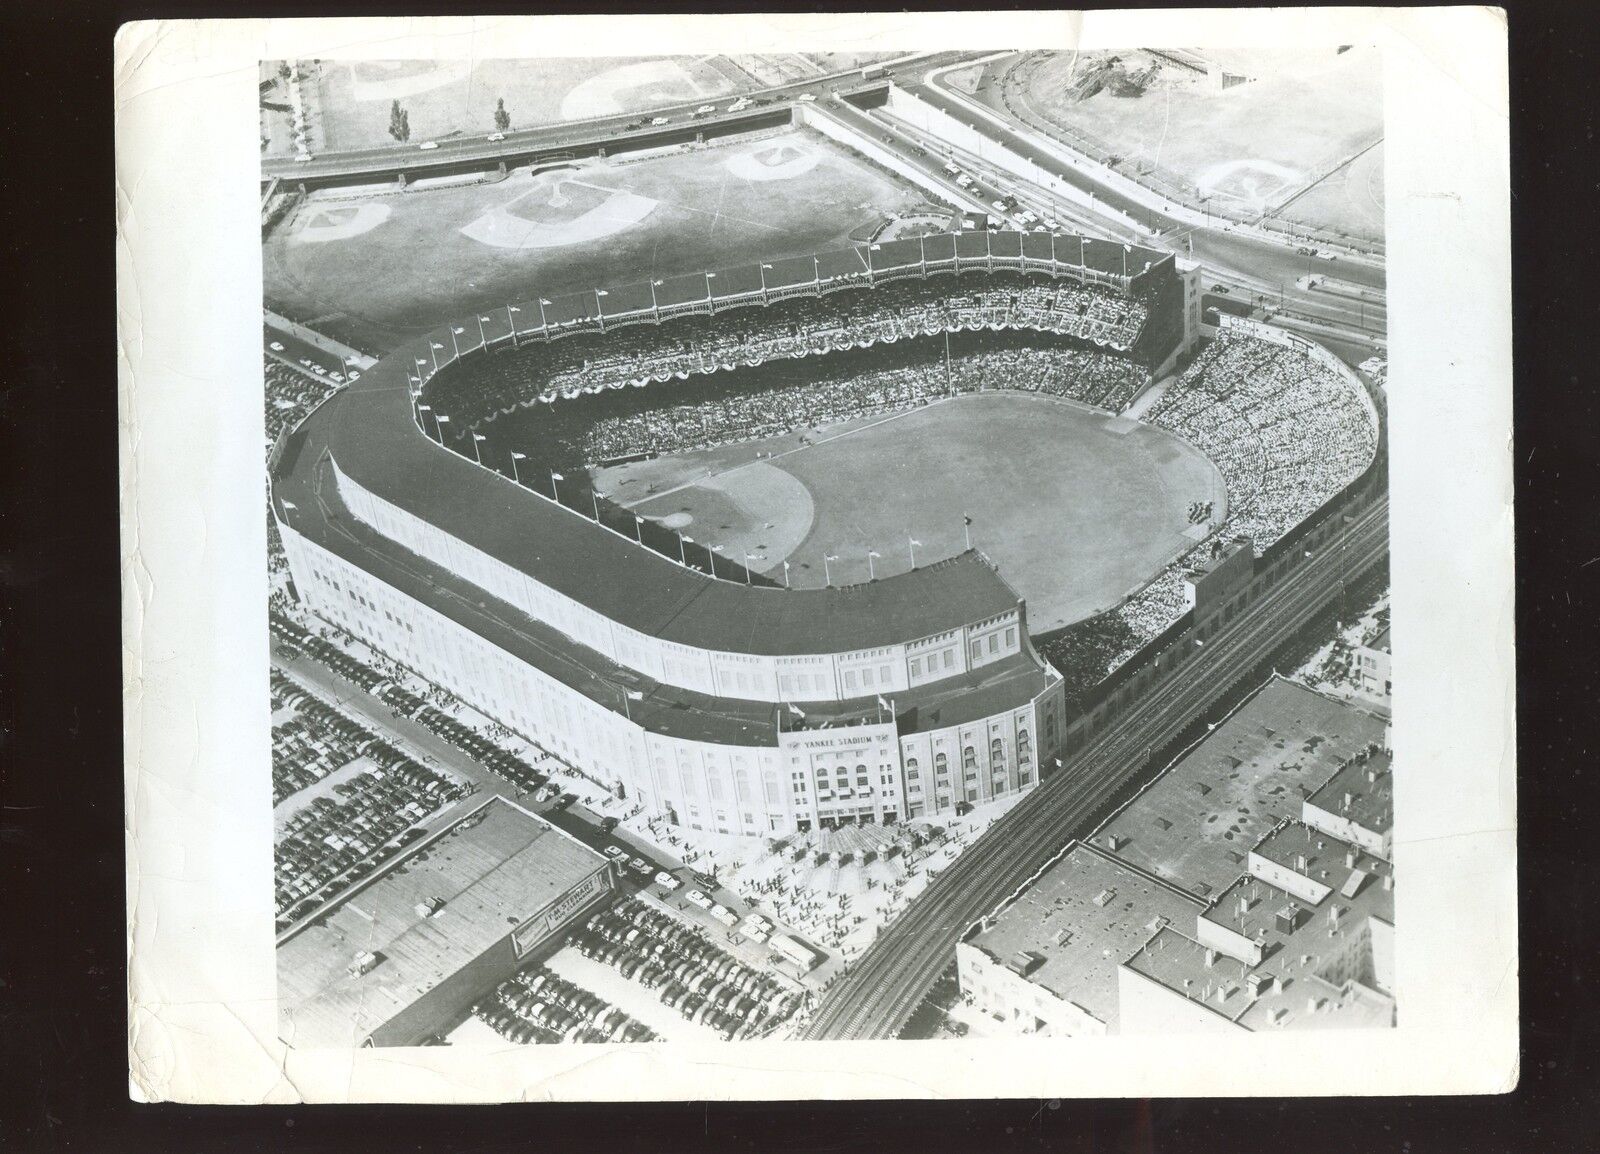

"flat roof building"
[277, 797, 613, 1048]
[1303, 747, 1393, 861]
[1092, 678, 1390, 900]
[1119, 820, 1395, 1034]
[958, 843, 1204, 1036]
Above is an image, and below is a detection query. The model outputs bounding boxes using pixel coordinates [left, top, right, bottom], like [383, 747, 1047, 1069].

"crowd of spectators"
[473, 964, 660, 1045]
[428, 270, 1151, 428]
[561, 898, 801, 1041]
[490, 327, 1148, 469]
[1041, 333, 1380, 687]
[1144, 333, 1377, 553]
[274, 752, 470, 926]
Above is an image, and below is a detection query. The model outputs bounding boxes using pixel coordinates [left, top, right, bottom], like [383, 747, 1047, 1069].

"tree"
[389, 100, 411, 143]
[494, 97, 510, 132]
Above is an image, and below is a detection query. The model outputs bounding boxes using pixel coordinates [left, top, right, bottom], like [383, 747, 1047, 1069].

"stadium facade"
[271, 231, 1197, 838]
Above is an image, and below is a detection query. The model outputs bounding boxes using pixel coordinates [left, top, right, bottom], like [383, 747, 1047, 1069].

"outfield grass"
[601, 392, 1225, 633]
[262, 127, 929, 352]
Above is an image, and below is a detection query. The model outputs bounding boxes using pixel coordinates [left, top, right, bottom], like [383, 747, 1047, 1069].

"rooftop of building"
[1122, 818, 1396, 1033]
[965, 843, 1204, 1032]
[1093, 678, 1391, 900]
[1304, 748, 1393, 836]
[276, 797, 608, 1049]
[1123, 912, 1394, 1032]
[1362, 627, 1391, 655]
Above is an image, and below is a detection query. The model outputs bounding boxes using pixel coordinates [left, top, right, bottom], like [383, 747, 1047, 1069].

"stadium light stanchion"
[677, 533, 688, 566]
[470, 432, 485, 466]
[550, 470, 564, 504]
[507, 304, 521, 348]
[743, 553, 756, 584]
[633, 515, 644, 544]
[908, 537, 921, 569]
[782, 560, 791, 589]
[867, 550, 881, 581]
[962, 514, 972, 551]
[510, 451, 526, 486]
[823, 553, 838, 586]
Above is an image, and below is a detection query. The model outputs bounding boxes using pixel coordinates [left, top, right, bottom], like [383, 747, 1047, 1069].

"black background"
[1, 1, 1593, 1150]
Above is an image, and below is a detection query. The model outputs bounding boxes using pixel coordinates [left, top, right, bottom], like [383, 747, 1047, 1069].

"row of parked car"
[566, 899, 800, 1041]
[474, 966, 659, 1045]
[274, 747, 468, 928]
[270, 670, 376, 805]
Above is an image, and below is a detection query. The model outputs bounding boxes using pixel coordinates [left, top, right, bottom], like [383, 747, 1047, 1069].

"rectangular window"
[944, 650, 955, 669]
[970, 642, 981, 662]
[844, 671, 857, 690]
[862, 668, 874, 688]
[1005, 627, 1016, 647]
[880, 665, 891, 684]
[909, 658, 922, 678]
[988, 635, 999, 654]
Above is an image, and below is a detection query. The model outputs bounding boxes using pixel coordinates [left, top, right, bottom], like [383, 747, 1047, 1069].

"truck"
[769, 933, 825, 973]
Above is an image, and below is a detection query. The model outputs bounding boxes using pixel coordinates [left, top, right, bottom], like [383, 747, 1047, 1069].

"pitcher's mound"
[725, 142, 821, 182]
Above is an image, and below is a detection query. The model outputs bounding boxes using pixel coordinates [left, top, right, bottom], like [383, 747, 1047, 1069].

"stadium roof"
[276, 797, 607, 1049]
[278, 448, 1052, 746]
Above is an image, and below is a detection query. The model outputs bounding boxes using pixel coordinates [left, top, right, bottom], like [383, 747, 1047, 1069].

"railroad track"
[801, 494, 1389, 1039]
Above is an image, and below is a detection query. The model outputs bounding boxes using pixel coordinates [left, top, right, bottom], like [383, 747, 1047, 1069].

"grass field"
[595, 392, 1225, 633]
[262, 126, 931, 352]
[1275, 140, 1386, 242]
[994, 46, 1383, 233]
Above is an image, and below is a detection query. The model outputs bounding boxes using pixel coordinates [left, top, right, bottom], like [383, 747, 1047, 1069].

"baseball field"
[262, 127, 935, 352]
[988, 45, 1384, 240]
[595, 391, 1225, 633]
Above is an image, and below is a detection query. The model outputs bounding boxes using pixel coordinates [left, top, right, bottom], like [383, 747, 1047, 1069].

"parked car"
[685, 890, 713, 911]
[628, 857, 653, 876]
[418, 141, 439, 150]
[603, 845, 626, 860]
[486, 132, 505, 142]
[710, 904, 740, 928]
[653, 871, 680, 891]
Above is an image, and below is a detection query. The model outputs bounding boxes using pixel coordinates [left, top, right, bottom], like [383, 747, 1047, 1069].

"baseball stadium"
[270, 228, 1378, 840]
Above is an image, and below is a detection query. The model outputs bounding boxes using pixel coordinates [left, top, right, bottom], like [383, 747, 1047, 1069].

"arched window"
[905, 757, 920, 782]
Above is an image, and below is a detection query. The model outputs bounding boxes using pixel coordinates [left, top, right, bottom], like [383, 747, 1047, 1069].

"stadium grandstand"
[269, 229, 1375, 842]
